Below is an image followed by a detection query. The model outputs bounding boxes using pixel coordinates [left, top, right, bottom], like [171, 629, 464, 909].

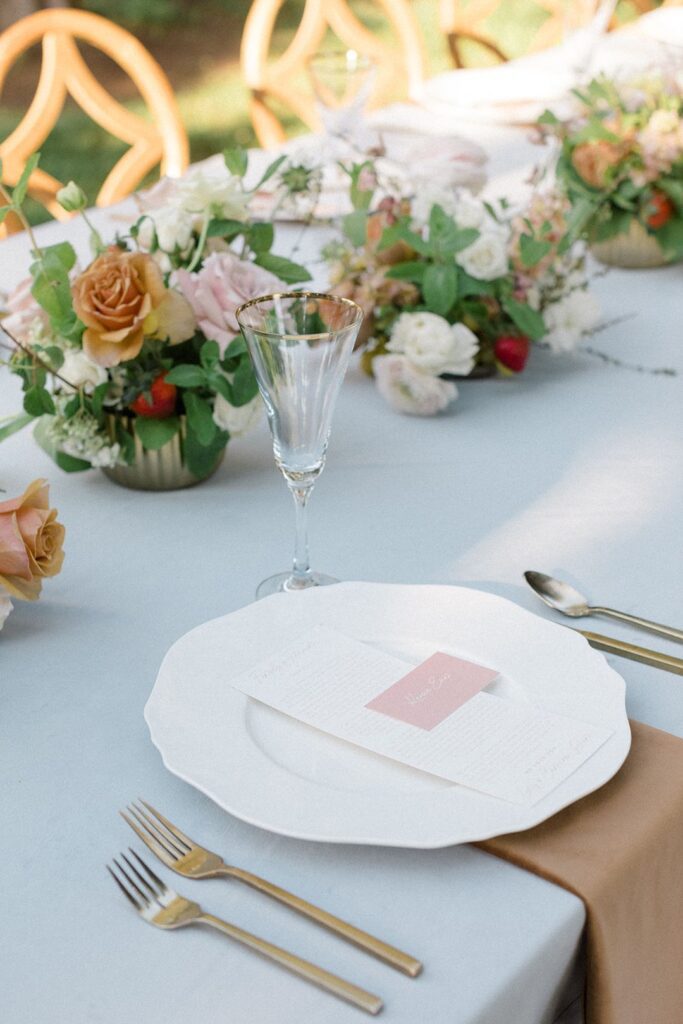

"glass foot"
[255, 571, 339, 600]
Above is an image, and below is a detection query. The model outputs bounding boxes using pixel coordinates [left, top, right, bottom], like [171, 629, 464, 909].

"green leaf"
[384, 261, 426, 284]
[183, 421, 228, 479]
[41, 345, 65, 370]
[206, 218, 246, 239]
[223, 336, 247, 360]
[223, 146, 248, 177]
[422, 263, 458, 316]
[249, 221, 274, 254]
[12, 152, 40, 207]
[341, 210, 368, 247]
[458, 271, 495, 297]
[519, 233, 552, 268]
[658, 178, 683, 214]
[501, 297, 546, 342]
[251, 154, 287, 191]
[41, 241, 77, 272]
[55, 450, 92, 473]
[213, 374, 235, 402]
[655, 216, 683, 260]
[114, 420, 135, 465]
[184, 391, 216, 446]
[23, 385, 55, 416]
[571, 117, 620, 146]
[165, 364, 208, 387]
[231, 356, 258, 406]
[133, 415, 180, 451]
[90, 380, 109, 420]
[0, 412, 33, 442]
[537, 109, 560, 125]
[200, 339, 220, 369]
[378, 222, 429, 256]
[254, 253, 311, 284]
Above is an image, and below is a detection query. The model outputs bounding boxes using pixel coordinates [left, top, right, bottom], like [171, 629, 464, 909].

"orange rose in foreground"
[0, 479, 65, 601]
[72, 249, 167, 367]
[571, 139, 631, 189]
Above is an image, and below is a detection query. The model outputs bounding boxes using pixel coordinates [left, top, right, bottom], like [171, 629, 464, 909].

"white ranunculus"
[137, 207, 194, 256]
[60, 348, 108, 393]
[373, 354, 458, 416]
[543, 290, 601, 353]
[387, 311, 479, 376]
[212, 393, 262, 437]
[176, 165, 249, 221]
[456, 229, 509, 281]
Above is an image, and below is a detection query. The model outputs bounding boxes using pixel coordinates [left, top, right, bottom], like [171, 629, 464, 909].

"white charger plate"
[145, 582, 630, 848]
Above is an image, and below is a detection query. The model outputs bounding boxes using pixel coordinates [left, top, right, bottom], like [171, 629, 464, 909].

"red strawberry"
[645, 191, 674, 230]
[130, 374, 177, 418]
[494, 335, 530, 374]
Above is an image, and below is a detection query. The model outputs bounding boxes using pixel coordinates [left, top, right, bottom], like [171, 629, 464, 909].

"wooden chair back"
[0, 8, 188, 233]
[439, 0, 683, 67]
[240, 0, 427, 149]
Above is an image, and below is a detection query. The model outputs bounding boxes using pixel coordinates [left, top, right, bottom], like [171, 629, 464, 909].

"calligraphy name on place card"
[230, 626, 613, 805]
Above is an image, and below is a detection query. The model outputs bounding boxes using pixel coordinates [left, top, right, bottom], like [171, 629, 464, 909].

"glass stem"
[290, 483, 314, 585]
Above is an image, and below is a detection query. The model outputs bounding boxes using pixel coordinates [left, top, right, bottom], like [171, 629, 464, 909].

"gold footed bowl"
[102, 414, 224, 491]
[590, 219, 672, 269]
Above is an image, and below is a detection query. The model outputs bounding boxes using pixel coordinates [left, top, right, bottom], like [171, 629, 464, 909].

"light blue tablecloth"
[1, 143, 682, 1024]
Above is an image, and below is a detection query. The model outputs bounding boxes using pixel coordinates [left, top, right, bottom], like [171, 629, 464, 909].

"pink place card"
[365, 652, 499, 731]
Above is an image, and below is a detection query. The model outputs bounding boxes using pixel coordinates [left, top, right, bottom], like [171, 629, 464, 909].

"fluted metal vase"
[590, 218, 671, 269]
[102, 414, 224, 491]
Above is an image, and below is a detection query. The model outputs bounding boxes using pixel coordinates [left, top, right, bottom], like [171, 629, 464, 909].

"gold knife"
[578, 629, 683, 676]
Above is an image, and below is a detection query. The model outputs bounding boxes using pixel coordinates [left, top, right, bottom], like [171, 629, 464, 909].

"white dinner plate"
[145, 582, 630, 848]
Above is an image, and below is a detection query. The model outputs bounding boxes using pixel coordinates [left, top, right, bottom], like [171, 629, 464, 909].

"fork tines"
[120, 799, 191, 865]
[108, 849, 167, 909]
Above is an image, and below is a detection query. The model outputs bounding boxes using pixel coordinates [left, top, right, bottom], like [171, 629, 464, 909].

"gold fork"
[121, 799, 422, 977]
[108, 849, 383, 1015]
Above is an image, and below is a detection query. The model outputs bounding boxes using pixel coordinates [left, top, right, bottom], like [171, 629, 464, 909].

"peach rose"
[571, 139, 631, 189]
[72, 249, 194, 368]
[0, 479, 65, 601]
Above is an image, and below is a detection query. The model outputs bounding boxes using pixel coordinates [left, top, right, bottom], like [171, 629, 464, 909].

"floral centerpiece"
[325, 162, 599, 415]
[0, 149, 311, 489]
[0, 478, 65, 632]
[537, 73, 683, 268]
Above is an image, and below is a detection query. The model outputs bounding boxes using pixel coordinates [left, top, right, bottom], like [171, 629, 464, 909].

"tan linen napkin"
[477, 720, 683, 1024]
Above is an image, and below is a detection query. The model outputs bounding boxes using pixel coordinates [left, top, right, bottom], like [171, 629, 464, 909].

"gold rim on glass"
[235, 291, 364, 341]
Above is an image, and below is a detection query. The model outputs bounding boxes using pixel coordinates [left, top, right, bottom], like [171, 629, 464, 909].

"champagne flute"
[308, 48, 376, 154]
[236, 292, 363, 599]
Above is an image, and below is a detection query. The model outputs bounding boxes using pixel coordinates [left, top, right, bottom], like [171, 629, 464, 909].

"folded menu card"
[231, 627, 613, 805]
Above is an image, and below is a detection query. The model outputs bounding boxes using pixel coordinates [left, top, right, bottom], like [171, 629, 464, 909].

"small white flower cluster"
[137, 164, 250, 272]
[373, 311, 479, 416]
[212, 390, 262, 437]
[47, 397, 121, 468]
[543, 289, 601, 353]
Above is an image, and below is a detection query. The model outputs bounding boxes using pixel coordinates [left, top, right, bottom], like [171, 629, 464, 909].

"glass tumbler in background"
[236, 292, 363, 600]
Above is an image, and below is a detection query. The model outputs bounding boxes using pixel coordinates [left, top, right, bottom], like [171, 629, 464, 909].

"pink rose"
[2, 276, 47, 344]
[175, 252, 284, 353]
[0, 479, 65, 601]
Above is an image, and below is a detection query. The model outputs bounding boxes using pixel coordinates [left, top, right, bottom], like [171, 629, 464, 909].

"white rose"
[456, 229, 509, 281]
[387, 311, 479, 376]
[212, 392, 262, 437]
[56, 180, 87, 213]
[374, 354, 458, 416]
[60, 348, 108, 393]
[177, 165, 249, 221]
[543, 290, 600, 353]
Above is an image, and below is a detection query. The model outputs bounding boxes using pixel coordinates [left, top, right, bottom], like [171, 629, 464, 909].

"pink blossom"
[2, 276, 48, 344]
[175, 252, 284, 353]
